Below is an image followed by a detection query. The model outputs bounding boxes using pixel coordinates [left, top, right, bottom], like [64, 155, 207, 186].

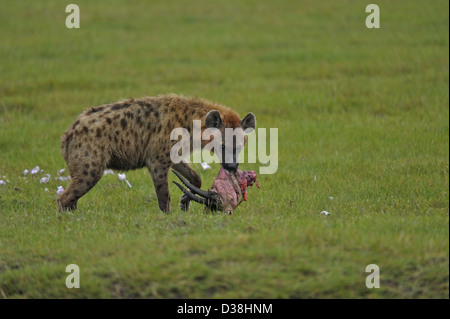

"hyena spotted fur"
[57, 94, 256, 212]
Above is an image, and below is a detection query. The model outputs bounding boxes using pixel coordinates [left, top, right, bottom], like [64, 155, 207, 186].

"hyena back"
[57, 94, 256, 212]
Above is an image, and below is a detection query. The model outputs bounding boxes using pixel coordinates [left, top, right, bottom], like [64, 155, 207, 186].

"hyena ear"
[241, 112, 256, 133]
[205, 110, 224, 129]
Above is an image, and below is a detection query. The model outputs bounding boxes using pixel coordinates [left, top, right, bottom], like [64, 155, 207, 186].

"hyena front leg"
[172, 162, 202, 211]
[147, 160, 171, 212]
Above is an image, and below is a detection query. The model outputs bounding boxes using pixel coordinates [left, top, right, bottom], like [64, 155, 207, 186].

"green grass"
[0, 0, 448, 298]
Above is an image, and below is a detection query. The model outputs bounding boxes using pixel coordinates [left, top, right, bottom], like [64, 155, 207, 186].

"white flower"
[56, 176, 70, 181]
[118, 173, 132, 188]
[320, 211, 331, 216]
[201, 162, 211, 170]
[40, 175, 50, 184]
[58, 168, 66, 175]
[329, 197, 334, 200]
[31, 166, 40, 175]
[23, 169, 29, 175]
[0, 180, 6, 185]
[39, 176, 48, 184]
[56, 186, 64, 195]
[44, 188, 49, 192]
[103, 169, 115, 175]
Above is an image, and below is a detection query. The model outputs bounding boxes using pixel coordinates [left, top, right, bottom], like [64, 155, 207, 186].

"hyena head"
[205, 110, 256, 172]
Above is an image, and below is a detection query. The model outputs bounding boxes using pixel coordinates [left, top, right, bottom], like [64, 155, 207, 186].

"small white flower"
[31, 166, 40, 175]
[118, 173, 132, 188]
[0, 180, 6, 185]
[103, 169, 115, 175]
[56, 186, 64, 195]
[201, 162, 211, 170]
[58, 168, 66, 175]
[329, 197, 334, 200]
[40, 175, 50, 184]
[44, 188, 49, 192]
[320, 211, 331, 216]
[39, 174, 50, 184]
[24, 169, 29, 175]
[56, 176, 70, 181]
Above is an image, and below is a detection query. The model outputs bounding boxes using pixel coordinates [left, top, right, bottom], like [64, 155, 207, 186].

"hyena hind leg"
[57, 165, 104, 212]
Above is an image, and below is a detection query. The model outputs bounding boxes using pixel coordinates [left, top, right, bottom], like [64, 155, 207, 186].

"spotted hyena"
[57, 94, 256, 212]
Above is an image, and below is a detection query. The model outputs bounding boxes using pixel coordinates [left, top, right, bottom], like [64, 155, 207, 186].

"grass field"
[0, 0, 448, 298]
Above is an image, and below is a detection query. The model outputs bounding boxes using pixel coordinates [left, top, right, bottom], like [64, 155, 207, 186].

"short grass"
[0, 0, 448, 298]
